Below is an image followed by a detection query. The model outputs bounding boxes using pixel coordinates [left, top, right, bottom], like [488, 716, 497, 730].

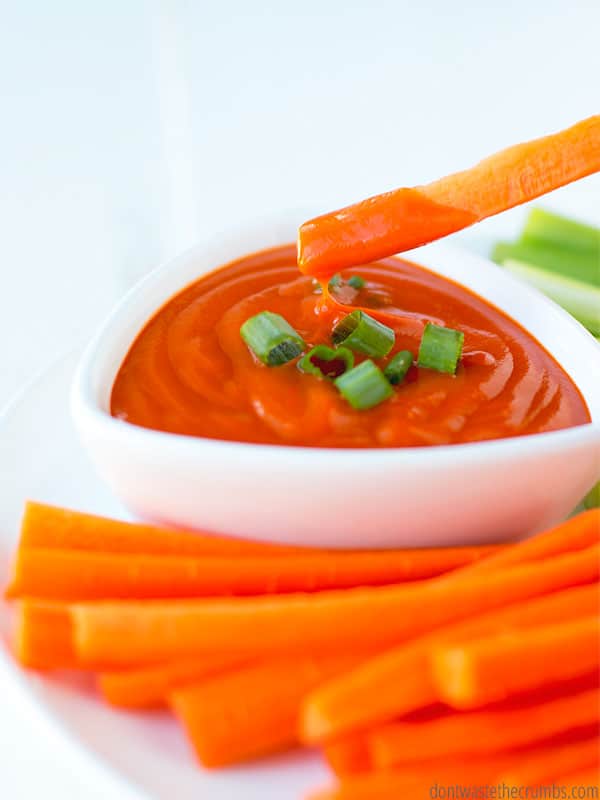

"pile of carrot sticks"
[4, 501, 599, 797]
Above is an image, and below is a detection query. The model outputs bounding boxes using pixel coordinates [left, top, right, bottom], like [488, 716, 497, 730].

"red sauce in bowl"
[111, 245, 590, 447]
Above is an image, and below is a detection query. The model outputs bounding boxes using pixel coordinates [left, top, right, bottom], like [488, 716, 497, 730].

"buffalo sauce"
[111, 245, 590, 447]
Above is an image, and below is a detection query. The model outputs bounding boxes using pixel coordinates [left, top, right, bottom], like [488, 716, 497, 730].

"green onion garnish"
[298, 345, 354, 380]
[384, 350, 413, 385]
[332, 311, 395, 358]
[328, 274, 342, 290]
[334, 360, 393, 410]
[240, 311, 305, 366]
[417, 323, 464, 374]
[347, 275, 366, 290]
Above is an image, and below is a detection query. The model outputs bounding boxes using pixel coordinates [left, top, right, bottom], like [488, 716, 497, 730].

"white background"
[0, 1, 598, 797]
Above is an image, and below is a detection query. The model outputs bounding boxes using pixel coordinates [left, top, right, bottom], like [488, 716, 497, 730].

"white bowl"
[71, 211, 600, 548]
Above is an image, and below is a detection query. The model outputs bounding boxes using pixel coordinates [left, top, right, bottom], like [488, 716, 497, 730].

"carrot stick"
[13, 600, 161, 671]
[500, 735, 599, 789]
[5, 542, 500, 601]
[13, 600, 127, 670]
[310, 738, 600, 800]
[465, 508, 600, 574]
[302, 582, 599, 742]
[16, 501, 318, 557]
[557, 765, 600, 791]
[301, 522, 600, 742]
[13, 601, 78, 670]
[298, 116, 600, 277]
[369, 685, 600, 767]
[309, 754, 517, 800]
[98, 655, 249, 709]
[432, 616, 600, 709]
[170, 655, 362, 767]
[323, 735, 372, 777]
[71, 543, 599, 666]
[305, 644, 437, 744]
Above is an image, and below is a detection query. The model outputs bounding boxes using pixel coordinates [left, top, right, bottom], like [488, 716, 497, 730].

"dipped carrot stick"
[170, 655, 362, 767]
[298, 116, 600, 277]
[432, 616, 600, 709]
[369, 685, 600, 767]
[5, 542, 500, 602]
[98, 656, 249, 709]
[15, 501, 314, 557]
[71, 544, 599, 666]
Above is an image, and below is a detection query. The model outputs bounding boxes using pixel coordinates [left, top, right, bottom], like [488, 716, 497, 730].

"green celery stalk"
[503, 259, 600, 336]
[584, 482, 600, 509]
[493, 241, 599, 287]
[521, 208, 600, 254]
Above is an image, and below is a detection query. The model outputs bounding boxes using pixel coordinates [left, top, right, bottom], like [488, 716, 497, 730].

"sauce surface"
[111, 245, 590, 447]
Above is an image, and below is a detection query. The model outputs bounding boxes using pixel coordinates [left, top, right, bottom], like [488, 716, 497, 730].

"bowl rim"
[71, 210, 600, 466]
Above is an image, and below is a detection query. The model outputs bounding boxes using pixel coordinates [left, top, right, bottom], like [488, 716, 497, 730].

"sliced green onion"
[417, 323, 464, 374]
[384, 350, 413, 385]
[328, 273, 342, 290]
[347, 275, 366, 290]
[334, 360, 393, 410]
[332, 310, 395, 358]
[240, 311, 305, 366]
[298, 345, 354, 379]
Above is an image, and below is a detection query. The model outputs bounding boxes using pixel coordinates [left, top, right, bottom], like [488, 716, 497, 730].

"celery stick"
[521, 208, 600, 254]
[584, 482, 600, 510]
[493, 241, 599, 287]
[503, 259, 600, 335]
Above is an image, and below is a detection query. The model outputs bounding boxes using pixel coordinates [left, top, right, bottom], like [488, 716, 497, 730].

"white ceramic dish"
[0, 352, 326, 800]
[71, 212, 600, 548]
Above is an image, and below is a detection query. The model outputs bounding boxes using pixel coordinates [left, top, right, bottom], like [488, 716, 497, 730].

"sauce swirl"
[111, 245, 590, 447]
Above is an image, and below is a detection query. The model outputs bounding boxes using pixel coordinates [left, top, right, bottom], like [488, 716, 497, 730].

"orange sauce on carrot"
[111, 245, 590, 447]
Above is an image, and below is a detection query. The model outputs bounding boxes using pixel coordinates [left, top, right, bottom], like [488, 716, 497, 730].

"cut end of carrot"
[4, 582, 17, 601]
[97, 655, 250, 709]
[13, 600, 76, 670]
[302, 698, 333, 744]
[431, 646, 476, 709]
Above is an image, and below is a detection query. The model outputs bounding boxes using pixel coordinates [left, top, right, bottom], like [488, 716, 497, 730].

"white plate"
[0, 352, 328, 800]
